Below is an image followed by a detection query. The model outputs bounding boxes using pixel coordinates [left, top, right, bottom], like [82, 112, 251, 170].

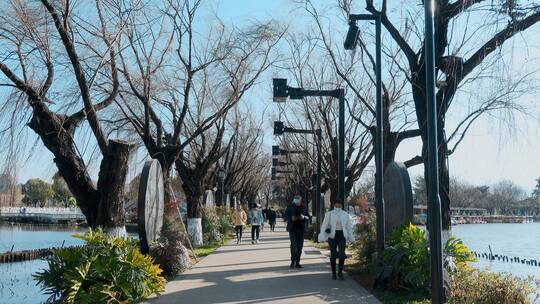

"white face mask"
[334, 207, 342, 211]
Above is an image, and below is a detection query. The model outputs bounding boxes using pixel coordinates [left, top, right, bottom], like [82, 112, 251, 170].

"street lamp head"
[273, 121, 284, 136]
[271, 167, 277, 175]
[344, 21, 360, 50]
[273, 78, 288, 102]
[272, 145, 280, 156]
[272, 158, 279, 167]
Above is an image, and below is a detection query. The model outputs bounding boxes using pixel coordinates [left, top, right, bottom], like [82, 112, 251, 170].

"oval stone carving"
[138, 160, 164, 253]
[383, 161, 413, 237]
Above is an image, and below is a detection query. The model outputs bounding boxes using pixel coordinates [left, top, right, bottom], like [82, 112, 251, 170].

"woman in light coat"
[232, 204, 247, 244]
[318, 200, 355, 280]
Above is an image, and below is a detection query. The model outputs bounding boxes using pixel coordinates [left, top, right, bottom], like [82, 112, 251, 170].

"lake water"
[0, 223, 87, 304]
[453, 223, 540, 280]
[1, 223, 540, 303]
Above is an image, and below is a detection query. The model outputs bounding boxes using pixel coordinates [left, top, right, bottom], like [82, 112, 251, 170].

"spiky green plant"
[34, 229, 165, 304]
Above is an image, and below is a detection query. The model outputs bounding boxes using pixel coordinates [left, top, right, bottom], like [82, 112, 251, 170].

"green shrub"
[447, 266, 540, 304]
[444, 236, 476, 271]
[215, 207, 233, 237]
[202, 206, 222, 244]
[34, 229, 165, 304]
[150, 215, 192, 278]
[377, 224, 476, 291]
[352, 213, 377, 271]
[201, 206, 232, 245]
[377, 223, 430, 290]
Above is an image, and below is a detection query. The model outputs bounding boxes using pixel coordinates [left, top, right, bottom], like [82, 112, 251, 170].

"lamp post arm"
[287, 86, 343, 99]
[283, 126, 317, 135]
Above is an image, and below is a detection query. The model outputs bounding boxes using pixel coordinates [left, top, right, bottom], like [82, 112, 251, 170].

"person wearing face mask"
[318, 200, 355, 280]
[284, 195, 309, 269]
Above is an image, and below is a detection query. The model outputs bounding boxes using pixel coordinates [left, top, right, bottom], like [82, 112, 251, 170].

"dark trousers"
[251, 225, 260, 240]
[328, 230, 347, 274]
[289, 228, 304, 264]
[235, 225, 243, 240]
[269, 221, 276, 231]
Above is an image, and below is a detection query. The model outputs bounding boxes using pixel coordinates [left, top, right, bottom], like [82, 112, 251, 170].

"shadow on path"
[148, 222, 379, 304]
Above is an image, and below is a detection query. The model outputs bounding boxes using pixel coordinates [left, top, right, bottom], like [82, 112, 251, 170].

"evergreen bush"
[34, 229, 165, 304]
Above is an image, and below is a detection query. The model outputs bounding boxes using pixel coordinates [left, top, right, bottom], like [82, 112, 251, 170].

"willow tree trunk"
[184, 188, 203, 247]
[96, 140, 133, 236]
[176, 160, 205, 247]
[28, 103, 132, 232]
[412, 74, 452, 233]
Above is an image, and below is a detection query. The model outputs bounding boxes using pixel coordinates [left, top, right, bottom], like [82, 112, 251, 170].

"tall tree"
[301, 0, 421, 170]
[115, 0, 282, 219]
[278, 33, 374, 203]
[0, 0, 133, 232]
[221, 110, 267, 205]
[364, 0, 540, 232]
[52, 172, 72, 207]
[532, 178, 540, 198]
[22, 178, 54, 208]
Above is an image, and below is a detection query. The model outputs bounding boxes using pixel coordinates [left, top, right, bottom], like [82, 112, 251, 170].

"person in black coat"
[283, 195, 309, 268]
[267, 207, 277, 232]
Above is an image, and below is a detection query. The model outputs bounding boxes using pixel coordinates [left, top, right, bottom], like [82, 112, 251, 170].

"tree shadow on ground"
[149, 262, 379, 304]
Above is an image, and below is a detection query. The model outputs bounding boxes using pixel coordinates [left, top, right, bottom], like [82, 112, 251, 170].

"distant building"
[0, 173, 22, 207]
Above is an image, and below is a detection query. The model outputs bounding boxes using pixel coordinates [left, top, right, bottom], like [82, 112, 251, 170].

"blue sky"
[6, 0, 540, 193]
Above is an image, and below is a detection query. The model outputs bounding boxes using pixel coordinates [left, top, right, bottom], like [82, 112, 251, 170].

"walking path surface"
[147, 222, 380, 304]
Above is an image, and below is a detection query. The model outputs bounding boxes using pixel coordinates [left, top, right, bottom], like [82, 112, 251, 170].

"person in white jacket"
[318, 200, 354, 280]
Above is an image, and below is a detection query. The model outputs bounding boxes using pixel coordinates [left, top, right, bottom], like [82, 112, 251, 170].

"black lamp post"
[273, 79, 345, 208]
[218, 168, 225, 207]
[273, 120, 323, 234]
[345, 12, 386, 255]
[424, 0, 444, 302]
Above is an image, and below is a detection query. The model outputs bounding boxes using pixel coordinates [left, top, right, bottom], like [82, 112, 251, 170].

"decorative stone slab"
[138, 160, 164, 253]
[383, 161, 414, 237]
[204, 190, 215, 208]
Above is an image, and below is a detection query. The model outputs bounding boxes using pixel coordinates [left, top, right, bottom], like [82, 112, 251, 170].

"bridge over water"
[0, 207, 85, 224]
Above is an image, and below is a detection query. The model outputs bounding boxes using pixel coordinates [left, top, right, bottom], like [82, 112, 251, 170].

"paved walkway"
[147, 222, 380, 304]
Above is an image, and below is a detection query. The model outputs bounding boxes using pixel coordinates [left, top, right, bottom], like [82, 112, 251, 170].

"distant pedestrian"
[267, 207, 277, 232]
[260, 205, 266, 232]
[284, 195, 309, 268]
[318, 200, 354, 280]
[249, 204, 264, 244]
[232, 204, 247, 244]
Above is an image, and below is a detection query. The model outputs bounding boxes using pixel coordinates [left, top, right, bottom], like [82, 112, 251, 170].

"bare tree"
[363, 0, 540, 231]
[0, 0, 133, 233]
[295, 0, 421, 173]
[277, 33, 374, 204]
[221, 110, 268, 205]
[115, 0, 282, 232]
